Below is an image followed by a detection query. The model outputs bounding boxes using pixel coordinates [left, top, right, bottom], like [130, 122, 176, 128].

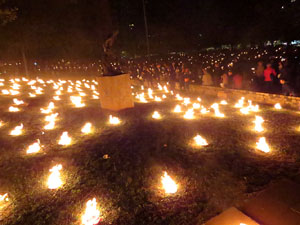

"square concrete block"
[241, 180, 300, 225]
[204, 207, 259, 225]
[97, 74, 134, 111]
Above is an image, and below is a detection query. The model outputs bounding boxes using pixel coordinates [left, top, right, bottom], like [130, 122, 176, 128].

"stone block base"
[204, 207, 259, 225]
[97, 74, 134, 111]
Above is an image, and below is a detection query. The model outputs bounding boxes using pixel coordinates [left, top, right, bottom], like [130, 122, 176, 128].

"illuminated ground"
[0, 78, 300, 225]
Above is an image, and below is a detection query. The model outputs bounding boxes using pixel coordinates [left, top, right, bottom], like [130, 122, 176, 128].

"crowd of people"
[1, 45, 300, 96]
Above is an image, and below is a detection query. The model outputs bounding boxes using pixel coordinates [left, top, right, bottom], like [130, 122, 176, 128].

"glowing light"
[235, 97, 245, 108]
[220, 100, 228, 105]
[158, 84, 163, 90]
[148, 88, 153, 99]
[163, 85, 169, 93]
[10, 124, 23, 136]
[13, 98, 24, 105]
[2, 90, 9, 95]
[109, 115, 121, 125]
[274, 103, 282, 109]
[161, 172, 178, 194]
[53, 96, 61, 101]
[183, 98, 191, 105]
[253, 116, 264, 132]
[154, 96, 162, 102]
[9, 106, 20, 112]
[81, 123, 92, 134]
[81, 198, 101, 225]
[0, 193, 9, 203]
[211, 103, 225, 117]
[152, 111, 161, 119]
[92, 95, 99, 99]
[26, 139, 42, 154]
[193, 135, 208, 146]
[47, 164, 63, 189]
[10, 90, 20, 95]
[176, 94, 183, 101]
[162, 94, 167, 99]
[256, 137, 270, 153]
[58, 132, 72, 146]
[173, 105, 182, 113]
[240, 107, 250, 115]
[44, 121, 55, 130]
[193, 103, 201, 109]
[29, 93, 36, 97]
[183, 108, 195, 119]
[70, 96, 85, 108]
[200, 107, 209, 114]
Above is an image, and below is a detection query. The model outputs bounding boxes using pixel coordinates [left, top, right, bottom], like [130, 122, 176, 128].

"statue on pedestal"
[102, 30, 123, 76]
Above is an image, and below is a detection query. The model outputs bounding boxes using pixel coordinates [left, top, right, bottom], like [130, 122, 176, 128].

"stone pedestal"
[204, 207, 259, 225]
[97, 74, 134, 111]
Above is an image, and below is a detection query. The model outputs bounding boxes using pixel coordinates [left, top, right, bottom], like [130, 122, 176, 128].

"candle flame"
[58, 132, 71, 146]
[109, 115, 121, 125]
[26, 139, 42, 154]
[81, 198, 101, 225]
[81, 123, 92, 134]
[10, 123, 23, 136]
[161, 172, 178, 194]
[47, 164, 63, 189]
[152, 111, 161, 119]
[274, 103, 282, 109]
[256, 137, 270, 153]
[194, 135, 208, 146]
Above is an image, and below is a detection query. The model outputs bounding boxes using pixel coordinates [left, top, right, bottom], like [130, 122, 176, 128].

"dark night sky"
[0, 0, 299, 59]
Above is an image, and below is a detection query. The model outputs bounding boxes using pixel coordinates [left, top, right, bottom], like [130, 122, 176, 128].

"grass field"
[0, 78, 300, 225]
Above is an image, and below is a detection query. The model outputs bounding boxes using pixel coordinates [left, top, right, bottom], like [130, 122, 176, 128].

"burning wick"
[13, 98, 24, 105]
[58, 132, 72, 146]
[183, 109, 194, 119]
[81, 122, 92, 134]
[70, 96, 85, 108]
[109, 115, 121, 125]
[26, 139, 42, 154]
[9, 106, 20, 112]
[211, 103, 225, 117]
[10, 123, 23, 136]
[220, 100, 228, 105]
[152, 111, 161, 119]
[193, 103, 201, 109]
[194, 135, 208, 146]
[173, 105, 181, 113]
[81, 198, 101, 225]
[274, 103, 282, 110]
[162, 172, 178, 194]
[256, 137, 270, 153]
[47, 164, 63, 189]
[253, 116, 264, 132]
[0, 193, 9, 203]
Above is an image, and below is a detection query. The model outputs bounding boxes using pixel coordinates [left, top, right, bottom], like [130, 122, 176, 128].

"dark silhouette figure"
[102, 30, 122, 76]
